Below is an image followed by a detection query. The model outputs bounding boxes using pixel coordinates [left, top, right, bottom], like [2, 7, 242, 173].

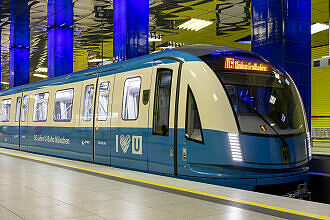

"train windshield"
[201, 54, 306, 136]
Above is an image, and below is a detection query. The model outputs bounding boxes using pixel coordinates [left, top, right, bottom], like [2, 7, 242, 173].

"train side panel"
[0, 93, 20, 149]
[25, 80, 92, 160]
[110, 66, 153, 171]
[174, 61, 240, 176]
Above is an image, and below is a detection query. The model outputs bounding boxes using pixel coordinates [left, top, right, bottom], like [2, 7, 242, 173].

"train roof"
[173, 44, 248, 57]
[0, 44, 253, 96]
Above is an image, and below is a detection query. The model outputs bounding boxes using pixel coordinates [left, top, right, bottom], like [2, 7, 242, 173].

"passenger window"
[15, 97, 21, 122]
[185, 87, 204, 143]
[82, 85, 94, 121]
[122, 77, 141, 120]
[33, 93, 49, 122]
[1, 99, 11, 122]
[153, 69, 172, 136]
[21, 96, 28, 122]
[97, 82, 110, 121]
[54, 89, 74, 121]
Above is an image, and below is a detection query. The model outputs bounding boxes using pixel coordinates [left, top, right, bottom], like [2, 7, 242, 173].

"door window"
[82, 85, 94, 121]
[21, 96, 28, 122]
[153, 69, 172, 136]
[15, 97, 21, 122]
[185, 86, 204, 143]
[33, 93, 49, 122]
[54, 89, 74, 121]
[1, 99, 11, 122]
[122, 77, 141, 120]
[97, 82, 110, 121]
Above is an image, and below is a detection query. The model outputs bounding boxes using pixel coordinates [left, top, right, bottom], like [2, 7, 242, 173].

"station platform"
[0, 148, 329, 220]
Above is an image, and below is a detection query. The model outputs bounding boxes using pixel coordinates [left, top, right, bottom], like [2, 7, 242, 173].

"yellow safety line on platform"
[0, 149, 329, 220]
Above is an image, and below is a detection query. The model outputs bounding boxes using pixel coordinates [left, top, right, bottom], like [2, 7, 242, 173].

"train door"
[94, 74, 115, 165]
[12, 93, 23, 150]
[0, 94, 18, 150]
[148, 59, 182, 175]
[79, 76, 98, 162]
[20, 92, 29, 151]
[110, 69, 152, 171]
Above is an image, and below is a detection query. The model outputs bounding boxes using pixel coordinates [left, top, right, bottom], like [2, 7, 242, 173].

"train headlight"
[228, 133, 243, 162]
[306, 132, 312, 159]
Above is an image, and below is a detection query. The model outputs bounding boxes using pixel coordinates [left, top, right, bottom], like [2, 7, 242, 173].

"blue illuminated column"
[251, 0, 311, 124]
[9, 0, 30, 88]
[47, 0, 73, 78]
[113, 0, 149, 62]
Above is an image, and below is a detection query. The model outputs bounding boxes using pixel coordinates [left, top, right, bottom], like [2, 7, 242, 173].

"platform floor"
[0, 148, 329, 220]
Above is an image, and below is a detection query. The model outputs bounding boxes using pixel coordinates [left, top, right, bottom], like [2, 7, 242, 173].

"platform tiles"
[0, 148, 329, 220]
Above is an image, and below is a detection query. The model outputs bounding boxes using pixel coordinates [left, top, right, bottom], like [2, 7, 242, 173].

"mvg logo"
[115, 135, 142, 155]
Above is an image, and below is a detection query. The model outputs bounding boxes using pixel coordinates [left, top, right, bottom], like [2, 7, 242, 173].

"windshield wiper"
[234, 95, 288, 147]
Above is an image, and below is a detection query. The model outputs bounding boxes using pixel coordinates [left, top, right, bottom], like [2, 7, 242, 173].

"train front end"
[198, 51, 311, 194]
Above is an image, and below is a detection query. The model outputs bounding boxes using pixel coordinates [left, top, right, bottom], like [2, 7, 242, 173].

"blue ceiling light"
[235, 35, 251, 44]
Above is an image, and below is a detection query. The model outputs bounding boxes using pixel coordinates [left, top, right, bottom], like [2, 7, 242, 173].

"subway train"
[0, 45, 311, 193]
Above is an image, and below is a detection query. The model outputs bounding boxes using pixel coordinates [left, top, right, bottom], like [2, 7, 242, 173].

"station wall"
[311, 44, 330, 128]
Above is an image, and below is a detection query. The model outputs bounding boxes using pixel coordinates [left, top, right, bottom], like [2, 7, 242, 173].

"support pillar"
[9, 0, 30, 88]
[251, 0, 311, 125]
[47, 0, 73, 78]
[113, 0, 149, 62]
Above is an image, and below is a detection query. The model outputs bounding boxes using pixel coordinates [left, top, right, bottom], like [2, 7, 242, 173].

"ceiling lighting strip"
[311, 23, 329, 35]
[178, 18, 213, 31]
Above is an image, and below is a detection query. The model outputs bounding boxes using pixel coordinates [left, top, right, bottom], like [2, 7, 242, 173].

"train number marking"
[116, 135, 142, 155]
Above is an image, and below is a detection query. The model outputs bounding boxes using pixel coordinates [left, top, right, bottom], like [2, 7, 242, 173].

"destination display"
[224, 57, 269, 72]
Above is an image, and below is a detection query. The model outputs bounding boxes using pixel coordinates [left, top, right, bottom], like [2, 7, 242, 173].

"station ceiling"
[311, 0, 329, 61]
[0, 0, 328, 87]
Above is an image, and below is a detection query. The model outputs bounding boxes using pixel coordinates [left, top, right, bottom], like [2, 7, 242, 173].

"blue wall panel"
[113, 0, 149, 62]
[251, 0, 311, 126]
[9, 0, 30, 88]
[47, 0, 73, 78]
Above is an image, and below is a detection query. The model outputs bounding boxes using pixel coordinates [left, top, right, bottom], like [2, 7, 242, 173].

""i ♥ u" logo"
[119, 135, 131, 153]
[115, 134, 143, 155]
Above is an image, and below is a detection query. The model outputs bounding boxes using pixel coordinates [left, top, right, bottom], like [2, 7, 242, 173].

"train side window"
[122, 77, 141, 120]
[97, 82, 110, 121]
[21, 96, 28, 122]
[33, 93, 49, 122]
[1, 99, 11, 122]
[82, 84, 94, 121]
[185, 86, 204, 143]
[15, 97, 21, 122]
[54, 89, 74, 121]
[152, 69, 172, 136]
